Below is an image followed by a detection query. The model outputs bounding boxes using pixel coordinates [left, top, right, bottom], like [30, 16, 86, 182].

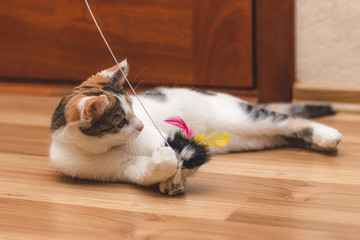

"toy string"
[84, 0, 172, 151]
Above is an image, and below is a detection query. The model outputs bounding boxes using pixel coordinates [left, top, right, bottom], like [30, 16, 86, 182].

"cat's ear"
[101, 59, 129, 87]
[78, 95, 109, 121]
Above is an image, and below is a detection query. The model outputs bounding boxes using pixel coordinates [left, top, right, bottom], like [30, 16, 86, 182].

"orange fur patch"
[65, 95, 83, 123]
[63, 69, 128, 123]
[106, 64, 120, 73]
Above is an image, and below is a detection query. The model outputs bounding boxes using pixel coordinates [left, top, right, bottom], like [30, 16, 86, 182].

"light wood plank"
[1, 197, 333, 240]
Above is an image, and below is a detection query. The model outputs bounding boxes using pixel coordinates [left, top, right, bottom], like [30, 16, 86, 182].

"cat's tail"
[166, 131, 210, 171]
[260, 103, 336, 118]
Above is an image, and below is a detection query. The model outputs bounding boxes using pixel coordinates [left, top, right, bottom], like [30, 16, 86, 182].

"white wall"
[296, 0, 360, 87]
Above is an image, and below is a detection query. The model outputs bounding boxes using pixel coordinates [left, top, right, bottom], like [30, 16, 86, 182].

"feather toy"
[164, 116, 194, 137]
[164, 116, 230, 148]
[161, 116, 230, 195]
[194, 131, 230, 148]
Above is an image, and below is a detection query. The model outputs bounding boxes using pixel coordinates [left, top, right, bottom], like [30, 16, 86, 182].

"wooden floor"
[1, 93, 360, 240]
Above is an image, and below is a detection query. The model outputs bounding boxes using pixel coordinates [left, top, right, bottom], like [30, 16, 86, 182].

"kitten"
[50, 60, 342, 192]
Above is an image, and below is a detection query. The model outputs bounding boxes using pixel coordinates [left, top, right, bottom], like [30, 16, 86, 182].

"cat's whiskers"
[124, 134, 137, 157]
[133, 80, 145, 91]
[129, 136, 138, 156]
[128, 143, 137, 159]
[131, 66, 149, 86]
[123, 138, 131, 162]
[125, 138, 131, 156]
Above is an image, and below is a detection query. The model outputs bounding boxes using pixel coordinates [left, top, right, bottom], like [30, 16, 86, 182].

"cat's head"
[51, 60, 144, 151]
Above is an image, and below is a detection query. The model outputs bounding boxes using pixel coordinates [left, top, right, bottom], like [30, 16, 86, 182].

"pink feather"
[164, 116, 194, 137]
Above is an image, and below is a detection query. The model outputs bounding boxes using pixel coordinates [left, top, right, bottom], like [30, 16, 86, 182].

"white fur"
[50, 86, 342, 186]
[310, 122, 342, 150]
[179, 145, 196, 161]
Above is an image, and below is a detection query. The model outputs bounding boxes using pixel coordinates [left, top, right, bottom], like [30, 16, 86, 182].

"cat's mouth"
[130, 130, 140, 138]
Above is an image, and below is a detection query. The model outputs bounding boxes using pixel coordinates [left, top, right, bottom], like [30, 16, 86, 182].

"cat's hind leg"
[220, 102, 342, 153]
[284, 119, 342, 152]
[187, 93, 342, 154]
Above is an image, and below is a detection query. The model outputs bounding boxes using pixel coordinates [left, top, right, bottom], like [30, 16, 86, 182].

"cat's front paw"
[159, 176, 185, 196]
[151, 147, 178, 179]
[311, 123, 342, 152]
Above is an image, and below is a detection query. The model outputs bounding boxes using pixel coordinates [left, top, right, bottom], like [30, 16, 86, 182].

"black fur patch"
[285, 137, 312, 149]
[51, 97, 68, 132]
[245, 104, 253, 113]
[295, 127, 313, 141]
[109, 69, 123, 84]
[140, 88, 167, 101]
[109, 66, 128, 86]
[194, 89, 217, 96]
[289, 104, 336, 118]
[285, 127, 314, 149]
[82, 91, 104, 96]
[166, 132, 210, 169]
[240, 103, 288, 122]
[99, 82, 125, 95]
[73, 86, 96, 90]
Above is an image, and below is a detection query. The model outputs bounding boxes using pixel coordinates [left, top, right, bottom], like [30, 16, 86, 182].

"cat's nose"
[137, 126, 144, 132]
[134, 118, 144, 132]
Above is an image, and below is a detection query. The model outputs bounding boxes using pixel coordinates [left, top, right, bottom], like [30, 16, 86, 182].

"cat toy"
[160, 117, 230, 196]
[84, 1, 230, 195]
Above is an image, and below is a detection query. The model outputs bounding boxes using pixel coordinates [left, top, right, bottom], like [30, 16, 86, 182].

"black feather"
[166, 132, 210, 169]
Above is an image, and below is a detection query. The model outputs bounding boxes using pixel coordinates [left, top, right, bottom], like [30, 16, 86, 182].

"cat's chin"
[52, 123, 129, 154]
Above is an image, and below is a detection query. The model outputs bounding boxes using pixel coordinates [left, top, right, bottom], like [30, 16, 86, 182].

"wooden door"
[0, 1, 252, 85]
[0, 0, 294, 102]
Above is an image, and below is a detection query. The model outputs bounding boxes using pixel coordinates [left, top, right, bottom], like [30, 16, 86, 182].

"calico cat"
[50, 60, 342, 193]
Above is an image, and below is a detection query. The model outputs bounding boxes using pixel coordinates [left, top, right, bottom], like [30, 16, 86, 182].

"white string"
[84, 0, 170, 147]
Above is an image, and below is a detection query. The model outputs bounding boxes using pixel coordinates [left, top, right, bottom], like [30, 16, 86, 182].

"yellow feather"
[194, 132, 230, 148]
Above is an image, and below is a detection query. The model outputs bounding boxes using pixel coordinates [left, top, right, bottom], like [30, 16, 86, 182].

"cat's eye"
[117, 119, 127, 128]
